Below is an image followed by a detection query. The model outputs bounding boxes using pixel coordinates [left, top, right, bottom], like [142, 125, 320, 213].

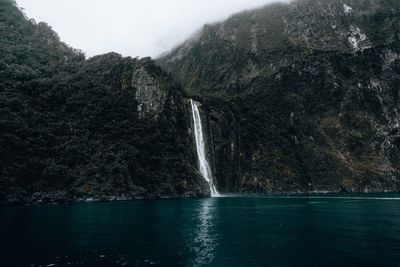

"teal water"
[1, 194, 400, 267]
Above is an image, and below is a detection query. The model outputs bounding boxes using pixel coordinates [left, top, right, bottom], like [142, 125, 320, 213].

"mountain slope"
[158, 0, 400, 193]
[159, 0, 400, 94]
[0, 1, 208, 204]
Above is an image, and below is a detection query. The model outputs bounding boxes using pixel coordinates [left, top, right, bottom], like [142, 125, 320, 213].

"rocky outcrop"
[133, 58, 170, 119]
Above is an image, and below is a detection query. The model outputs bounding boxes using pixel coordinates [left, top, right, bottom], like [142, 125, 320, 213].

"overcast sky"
[16, 0, 287, 58]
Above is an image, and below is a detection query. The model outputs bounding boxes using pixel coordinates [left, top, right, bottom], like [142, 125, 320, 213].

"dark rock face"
[158, 0, 400, 193]
[133, 59, 171, 119]
[200, 98, 241, 193]
[159, 0, 400, 94]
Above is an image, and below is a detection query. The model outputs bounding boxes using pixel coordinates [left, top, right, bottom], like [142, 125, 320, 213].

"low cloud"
[17, 0, 288, 58]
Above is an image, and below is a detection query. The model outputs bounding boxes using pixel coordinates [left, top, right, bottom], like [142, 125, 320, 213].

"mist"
[16, 0, 289, 58]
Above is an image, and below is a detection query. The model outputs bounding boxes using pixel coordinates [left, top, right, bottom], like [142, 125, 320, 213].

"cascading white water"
[191, 100, 219, 197]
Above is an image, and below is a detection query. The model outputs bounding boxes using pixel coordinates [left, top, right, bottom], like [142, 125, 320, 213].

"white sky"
[16, 0, 287, 58]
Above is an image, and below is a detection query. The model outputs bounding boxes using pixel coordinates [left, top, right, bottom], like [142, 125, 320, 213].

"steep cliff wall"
[159, 0, 400, 193]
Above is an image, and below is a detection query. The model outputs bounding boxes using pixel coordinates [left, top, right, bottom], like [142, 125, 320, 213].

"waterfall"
[190, 100, 219, 197]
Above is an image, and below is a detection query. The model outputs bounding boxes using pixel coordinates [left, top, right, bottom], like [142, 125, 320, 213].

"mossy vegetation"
[0, 1, 207, 203]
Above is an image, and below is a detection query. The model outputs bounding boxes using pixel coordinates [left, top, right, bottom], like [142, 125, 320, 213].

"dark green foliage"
[0, 1, 206, 203]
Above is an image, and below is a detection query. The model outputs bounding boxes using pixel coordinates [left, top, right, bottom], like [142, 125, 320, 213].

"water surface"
[1, 194, 400, 267]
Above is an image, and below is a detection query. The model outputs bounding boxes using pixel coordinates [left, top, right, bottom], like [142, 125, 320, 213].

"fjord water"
[1, 195, 400, 267]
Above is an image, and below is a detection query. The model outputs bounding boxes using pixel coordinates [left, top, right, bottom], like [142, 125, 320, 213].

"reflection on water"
[191, 198, 218, 267]
[2, 194, 400, 267]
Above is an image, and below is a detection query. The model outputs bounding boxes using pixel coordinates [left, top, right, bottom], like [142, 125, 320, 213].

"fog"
[16, 0, 288, 58]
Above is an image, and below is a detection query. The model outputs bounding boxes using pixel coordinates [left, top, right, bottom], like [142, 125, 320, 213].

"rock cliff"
[158, 0, 400, 193]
